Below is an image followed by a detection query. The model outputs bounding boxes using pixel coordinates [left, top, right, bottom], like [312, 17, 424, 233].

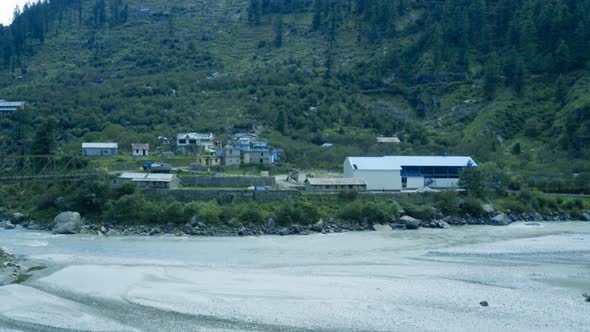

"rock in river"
[489, 213, 512, 226]
[52, 212, 83, 234]
[400, 215, 421, 230]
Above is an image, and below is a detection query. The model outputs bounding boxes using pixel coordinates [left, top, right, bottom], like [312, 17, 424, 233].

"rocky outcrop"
[400, 215, 421, 230]
[373, 224, 392, 231]
[489, 213, 512, 226]
[582, 213, 590, 222]
[52, 212, 83, 234]
[424, 220, 451, 229]
[0, 220, 15, 230]
[311, 219, 324, 232]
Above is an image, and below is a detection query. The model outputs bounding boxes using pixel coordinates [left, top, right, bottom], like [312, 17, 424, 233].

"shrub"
[198, 202, 224, 225]
[435, 191, 460, 215]
[275, 200, 319, 226]
[460, 197, 484, 216]
[338, 190, 358, 202]
[401, 203, 435, 221]
[238, 205, 264, 224]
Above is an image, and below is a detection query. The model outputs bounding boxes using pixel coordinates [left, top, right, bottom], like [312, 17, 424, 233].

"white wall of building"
[406, 176, 424, 189]
[429, 178, 460, 188]
[352, 170, 402, 191]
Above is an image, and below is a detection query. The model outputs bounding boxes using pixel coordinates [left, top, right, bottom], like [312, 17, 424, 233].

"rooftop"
[377, 136, 401, 143]
[119, 172, 178, 182]
[131, 143, 150, 149]
[346, 156, 477, 171]
[306, 178, 367, 186]
[82, 143, 118, 149]
[177, 133, 214, 140]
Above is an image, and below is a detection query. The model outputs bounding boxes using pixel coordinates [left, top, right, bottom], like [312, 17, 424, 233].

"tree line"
[0, 0, 128, 73]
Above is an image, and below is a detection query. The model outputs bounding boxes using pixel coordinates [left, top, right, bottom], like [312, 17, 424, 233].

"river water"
[0, 223, 589, 332]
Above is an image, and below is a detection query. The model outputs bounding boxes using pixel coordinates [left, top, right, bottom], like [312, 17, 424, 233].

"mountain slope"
[0, 0, 588, 183]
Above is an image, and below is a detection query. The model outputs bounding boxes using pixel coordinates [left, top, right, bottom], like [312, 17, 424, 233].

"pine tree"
[483, 54, 499, 100]
[274, 15, 283, 48]
[554, 39, 571, 73]
[248, 0, 261, 26]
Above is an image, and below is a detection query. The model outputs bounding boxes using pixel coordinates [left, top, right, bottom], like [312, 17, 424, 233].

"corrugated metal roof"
[120, 172, 177, 182]
[132, 143, 149, 149]
[377, 136, 401, 143]
[306, 178, 367, 185]
[82, 143, 118, 149]
[0, 101, 25, 107]
[346, 156, 477, 171]
[119, 172, 146, 179]
[177, 133, 214, 140]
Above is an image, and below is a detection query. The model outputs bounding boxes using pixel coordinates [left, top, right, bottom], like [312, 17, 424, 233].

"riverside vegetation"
[1, 165, 589, 236]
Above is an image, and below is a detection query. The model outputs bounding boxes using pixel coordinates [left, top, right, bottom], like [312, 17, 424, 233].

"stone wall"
[180, 176, 276, 188]
[147, 189, 300, 203]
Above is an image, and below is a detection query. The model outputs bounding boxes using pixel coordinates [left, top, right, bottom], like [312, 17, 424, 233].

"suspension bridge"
[0, 155, 108, 182]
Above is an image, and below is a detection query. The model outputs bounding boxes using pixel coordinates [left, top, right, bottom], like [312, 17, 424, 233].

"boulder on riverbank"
[400, 215, 421, 230]
[52, 212, 83, 234]
[0, 220, 15, 229]
[489, 213, 512, 226]
[582, 213, 590, 222]
[373, 224, 392, 231]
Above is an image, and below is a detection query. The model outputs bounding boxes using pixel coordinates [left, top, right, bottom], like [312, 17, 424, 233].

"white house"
[176, 133, 217, 155]
[344, 156, 477, 191]
[176, 133, 215, 149]
[132, 143, 149, 157]
[82, 143, 118, 157]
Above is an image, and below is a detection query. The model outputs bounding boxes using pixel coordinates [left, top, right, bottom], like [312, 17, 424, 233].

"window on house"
[189, 139, 197, 144]
[353, 164, 358, 170]
[179, 139, 186, 144]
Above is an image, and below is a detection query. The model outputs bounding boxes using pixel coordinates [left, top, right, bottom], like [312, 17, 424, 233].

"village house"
[196, 155, 222, 167]
[176, 133, 218, 155]
[81, 143, 118, 157]
[113, 172, 180, 189]
[132, 144, 150, 157]
[221, 145, 241, 166]
[241, 142, 271, 165]
[305, 178, 367, 193]
[0, 100, 25, 115]
[344, 156, 477, 191]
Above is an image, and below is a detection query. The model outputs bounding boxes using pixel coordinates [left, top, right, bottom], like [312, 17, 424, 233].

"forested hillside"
[0, 0, 589, 187]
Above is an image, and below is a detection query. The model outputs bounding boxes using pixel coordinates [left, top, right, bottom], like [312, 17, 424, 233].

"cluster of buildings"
[174, 132, 280, 166]
[305, 156, 477, 193]
[80, 132, 281, 167]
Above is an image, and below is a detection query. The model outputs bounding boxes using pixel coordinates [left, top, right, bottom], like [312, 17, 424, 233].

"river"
[0, 222, 589, 331]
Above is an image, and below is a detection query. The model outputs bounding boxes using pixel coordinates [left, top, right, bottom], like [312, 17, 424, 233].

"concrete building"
[114, 172, 180, 189]
[196, 155, 222, 167]
[221, 145, 241, 166]
[305, 178, 367, 193]
[0, 100, 25, 115]
[82, 143, 118, 157]
[344, 156, 477, 191]
[176, 133, 217, 155]
[132, 144, 149, 157]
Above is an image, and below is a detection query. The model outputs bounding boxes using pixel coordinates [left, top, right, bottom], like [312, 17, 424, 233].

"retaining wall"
[180, 176, 275, 188]
[147, 189, 299, 203]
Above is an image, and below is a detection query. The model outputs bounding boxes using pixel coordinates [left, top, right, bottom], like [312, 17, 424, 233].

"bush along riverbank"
[1, 187, 589, 237]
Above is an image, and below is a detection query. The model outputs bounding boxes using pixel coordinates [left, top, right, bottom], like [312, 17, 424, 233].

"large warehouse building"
[343, 156, 477, 191]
